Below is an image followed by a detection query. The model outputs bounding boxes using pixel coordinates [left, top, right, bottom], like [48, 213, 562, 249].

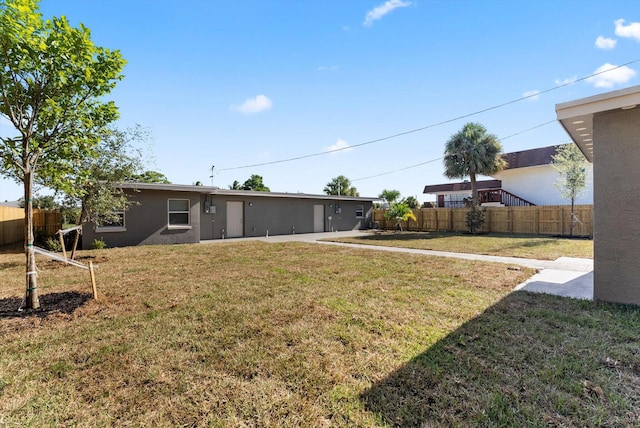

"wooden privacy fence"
[373, 205, 593, 237]
[0, 206, 62, 246]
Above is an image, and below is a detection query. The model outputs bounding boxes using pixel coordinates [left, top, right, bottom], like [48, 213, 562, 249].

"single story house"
[556, 84, 640, 306]
[423, 144, 593, 207]
[82, 182, 376, 247]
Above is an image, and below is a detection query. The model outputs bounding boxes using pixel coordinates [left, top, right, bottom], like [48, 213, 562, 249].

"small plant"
[44, 237, 62, 252]
[466, 206, 485, 234]
[91, 238, 106, 250]
[384, 202, 417, 232]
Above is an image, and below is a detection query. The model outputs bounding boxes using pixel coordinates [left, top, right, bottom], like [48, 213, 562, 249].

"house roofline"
[118, 182, 377, 202]
[501, 144, 564, 170]
[556, 84, 640, 162]
[423, 179, 502, 194]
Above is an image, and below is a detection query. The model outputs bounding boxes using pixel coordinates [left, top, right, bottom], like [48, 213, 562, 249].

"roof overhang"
[556, 85, 640, 163]
[423, 179, 501, 194]
[117, 182, 377, 202]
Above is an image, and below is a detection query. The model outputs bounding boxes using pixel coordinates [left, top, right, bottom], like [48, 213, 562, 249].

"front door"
[226, 201, 244, 238]
[313, 204, 324, 233]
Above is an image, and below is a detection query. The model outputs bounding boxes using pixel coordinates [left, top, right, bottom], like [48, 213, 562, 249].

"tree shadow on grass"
[360, 292, 640, 427]
[0, 291, 93, 319]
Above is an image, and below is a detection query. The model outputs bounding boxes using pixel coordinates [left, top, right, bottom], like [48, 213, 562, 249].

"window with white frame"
[168, 199, 190, 227]
[95, 210, 126, 232]
[355, 204, 364, 218]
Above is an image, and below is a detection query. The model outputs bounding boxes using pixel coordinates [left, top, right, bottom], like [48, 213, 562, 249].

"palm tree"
[378, 189, 401, 208]
[384, 202, 416, 232]
[443, 122, 505, 207]
[324, 175, 359, 196]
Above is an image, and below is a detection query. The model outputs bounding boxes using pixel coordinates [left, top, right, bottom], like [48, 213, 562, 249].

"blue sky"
[1, 0, 639, 203]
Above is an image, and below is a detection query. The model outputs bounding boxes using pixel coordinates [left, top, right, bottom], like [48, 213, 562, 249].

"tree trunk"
[24, 170, 39, 309]
[470, 172, 478, 207]
[569, 197, 575, 238]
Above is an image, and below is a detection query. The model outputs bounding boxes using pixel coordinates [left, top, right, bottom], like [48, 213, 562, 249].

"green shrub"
[44, 237, 62, 252]
[91, 238, 106, 250]
[466, 206, 485, 234]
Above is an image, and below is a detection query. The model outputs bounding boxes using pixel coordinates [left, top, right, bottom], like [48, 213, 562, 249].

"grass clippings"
[324, 231, 593, 260]
[0, 240, 636, 427]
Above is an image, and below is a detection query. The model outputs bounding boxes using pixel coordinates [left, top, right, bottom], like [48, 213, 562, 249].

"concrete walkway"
[202, 230, 594, 300]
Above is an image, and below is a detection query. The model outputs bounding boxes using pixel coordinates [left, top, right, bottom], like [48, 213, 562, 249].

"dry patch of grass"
[325, 231, 593, 260]
[0, 241, 636, 427]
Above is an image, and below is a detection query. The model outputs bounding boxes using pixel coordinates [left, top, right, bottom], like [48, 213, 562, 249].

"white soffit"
[555, 85, 640, 163]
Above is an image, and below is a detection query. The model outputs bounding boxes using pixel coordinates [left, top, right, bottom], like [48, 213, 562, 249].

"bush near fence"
[373, 205, 593, 237]
[0, 206, 62, 246]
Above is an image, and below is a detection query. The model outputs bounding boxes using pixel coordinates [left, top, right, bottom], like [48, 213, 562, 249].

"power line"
[351, 119, 559, 182]
[216, 59, 640, 173]
[352, 157, 441, 182]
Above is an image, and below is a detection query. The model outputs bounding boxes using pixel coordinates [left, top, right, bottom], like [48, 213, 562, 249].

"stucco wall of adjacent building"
[593, 107, 640, 305]
[83, 189, 201, 248]
[493, 165, 593, 206]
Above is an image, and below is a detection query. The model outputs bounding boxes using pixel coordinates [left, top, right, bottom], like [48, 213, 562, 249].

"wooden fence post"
[58, 231, 67, 261]
[509, 207, 513, 234]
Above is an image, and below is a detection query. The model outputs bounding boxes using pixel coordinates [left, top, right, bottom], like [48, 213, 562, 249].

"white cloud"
[555, 76, 577, 86]
[326, 139, 352, 154]
[231, 94, 273, 114]
[522, 90, 540, 101]
[318, 65, 339, 72]
[595, 35, 617, 49]
[586, 63, 637, 88]
[614, 19, 640, 41]
[363, 0, 412, 27]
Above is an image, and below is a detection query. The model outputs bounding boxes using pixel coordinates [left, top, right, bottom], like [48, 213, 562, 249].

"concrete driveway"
[202, 230, 594, 300]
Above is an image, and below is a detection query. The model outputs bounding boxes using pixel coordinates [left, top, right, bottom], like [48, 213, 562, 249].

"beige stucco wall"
[593, 107, 640, 305]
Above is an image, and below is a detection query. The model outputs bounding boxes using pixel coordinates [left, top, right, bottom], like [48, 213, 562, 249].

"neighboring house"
[423, 145, 593, 207]
[556, 84, 640, 306]
[423, 179, 503, 208]
[82, 182, 375, 247]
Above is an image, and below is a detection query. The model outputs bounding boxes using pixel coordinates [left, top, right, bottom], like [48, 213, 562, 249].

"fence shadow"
[359, 292, 639, 426]
[0, 291, 92, 319]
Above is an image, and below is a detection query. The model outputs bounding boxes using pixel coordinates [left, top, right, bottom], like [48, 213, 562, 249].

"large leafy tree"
[129, 170, 170, 184]
[324, 175, 359, 196]
[0, 0, 125, 309]
[18, 194, 58, 209]
[552, 143, 589, 237]
[241, 174, 270, 192]
[403, 196, 420, 209]
[59, 126, 153, 226]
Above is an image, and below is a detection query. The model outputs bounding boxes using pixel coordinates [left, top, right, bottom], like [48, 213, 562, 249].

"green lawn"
[324, 231, 594, 260]
[0, 241, 636, 427]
